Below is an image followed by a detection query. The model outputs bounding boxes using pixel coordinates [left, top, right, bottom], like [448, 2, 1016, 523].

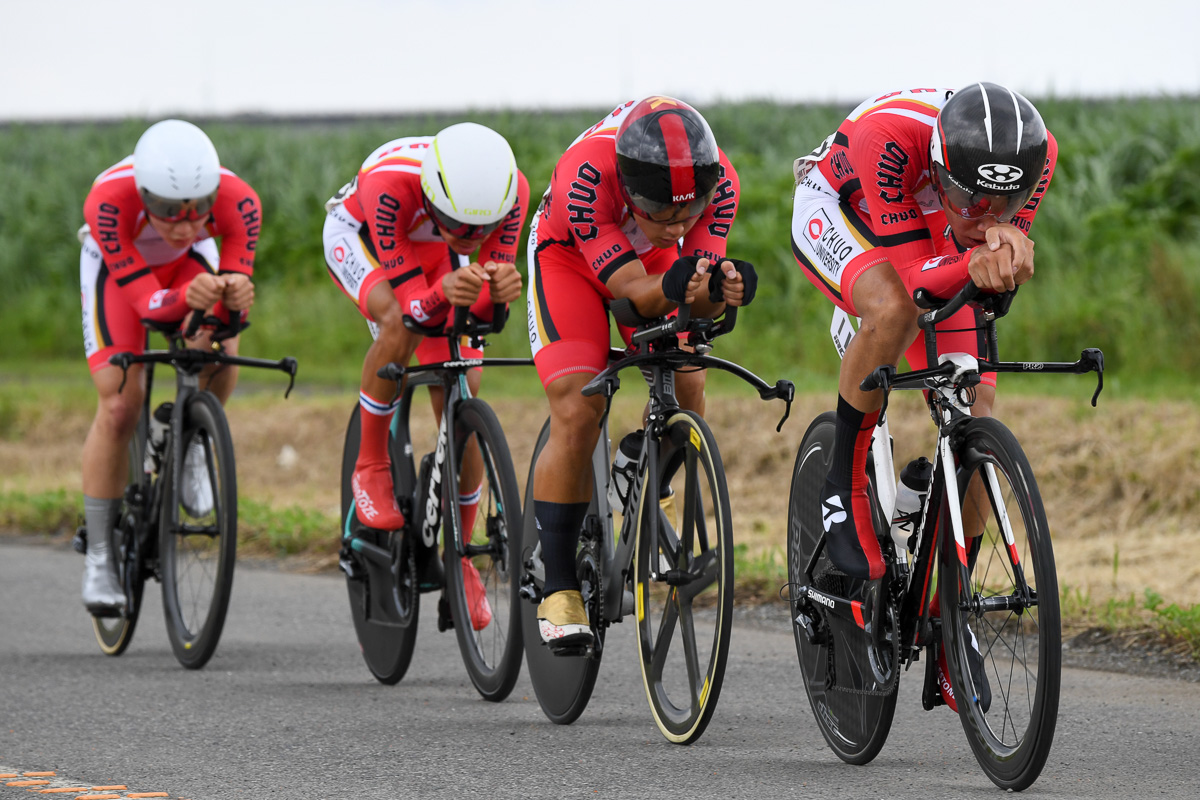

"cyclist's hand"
[483, 261, 522, 305]
[185, 272, 224, 310]
[221, 273, 255, 311]
[442, 262, 487, 306]
[708, 259, 758, 307]
[662, 255, 709, 305]
[969, 224, 1034, 292]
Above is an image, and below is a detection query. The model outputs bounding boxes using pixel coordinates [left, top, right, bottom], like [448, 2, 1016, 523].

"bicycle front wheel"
[442, 398, 524, 701]
[786, 411, 897, 764]
[939, 416, 1059, 791]
[93, 411, 149, 656]
[159, 391, 238, 670]
[633, 410, 733, 744]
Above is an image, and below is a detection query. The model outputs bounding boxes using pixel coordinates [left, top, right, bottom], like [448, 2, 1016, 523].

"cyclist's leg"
[81, 243, 148, 610]
[791, 193, 917, 579]
[528, 252, 611, 648]
[325, 210, 424, 529]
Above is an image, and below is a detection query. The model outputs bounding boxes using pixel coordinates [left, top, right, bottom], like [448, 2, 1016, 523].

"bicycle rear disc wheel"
[442, 398, 524, 701]
[633, 411, 733, 744]
[519, 418, 603, 725]
[341, 404, 420, 685]
[93, 415, 149, 656]
[939, 417, 1059, 791]
[160, 391, 238, 670]
[786, 411, 897, 764]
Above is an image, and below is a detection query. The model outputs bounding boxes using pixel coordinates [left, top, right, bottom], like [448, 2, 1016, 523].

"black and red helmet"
[930, 82, 1048, 223]
[615, 96, 720, 219]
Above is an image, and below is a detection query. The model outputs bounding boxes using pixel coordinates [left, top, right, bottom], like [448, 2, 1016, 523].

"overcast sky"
[3, 0, 1197, 121]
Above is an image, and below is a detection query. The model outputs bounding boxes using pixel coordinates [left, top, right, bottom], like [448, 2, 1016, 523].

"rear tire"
[519, 418, 603, 725]
[93, 412, 149, 656]
[160, 391, 238, 670]
[341, 404, 420, 685]
[786, 412, 897, 764]
[442, 398, 523, 701]
[939, 417, 1059, 791]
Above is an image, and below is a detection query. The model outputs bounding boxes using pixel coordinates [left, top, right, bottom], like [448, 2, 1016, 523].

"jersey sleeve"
[209, 171, 261, 276]
[478, 169, 531, 266]
[357, 168, 446, 308]
[847, 118, 959, 295]
[681, 151, 739, 262]
[83, 187, 186, 323]
[1010, 130, 1058, 237]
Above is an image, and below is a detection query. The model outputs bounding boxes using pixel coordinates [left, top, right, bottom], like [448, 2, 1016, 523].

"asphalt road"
[2, 541, 1197, 799]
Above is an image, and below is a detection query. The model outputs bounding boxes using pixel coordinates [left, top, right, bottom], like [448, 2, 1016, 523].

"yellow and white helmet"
[420, 122, 517, 238]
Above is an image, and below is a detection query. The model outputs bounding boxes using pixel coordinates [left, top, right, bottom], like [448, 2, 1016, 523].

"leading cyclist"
[324, 123, 529, 632]
[790, 82, 1058, 708]
[79, 119, 261, 614]
[527, 96, 758, 651]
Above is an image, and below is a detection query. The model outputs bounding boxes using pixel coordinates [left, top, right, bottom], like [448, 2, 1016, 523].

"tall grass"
[3, 98, 1199, 389]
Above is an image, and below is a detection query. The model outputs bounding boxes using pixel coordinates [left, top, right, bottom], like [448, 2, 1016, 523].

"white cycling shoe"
[180, 439, 214, 517]
[82, 535, 125, 614]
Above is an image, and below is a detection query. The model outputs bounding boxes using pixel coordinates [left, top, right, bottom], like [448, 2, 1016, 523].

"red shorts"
[527, 235, 677, 388]
[81, 236, 218, 373]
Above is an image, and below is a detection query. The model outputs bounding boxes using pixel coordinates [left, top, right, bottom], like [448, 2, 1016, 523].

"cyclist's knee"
[95, 387, 143, 440]
[856, 284, 919, 345]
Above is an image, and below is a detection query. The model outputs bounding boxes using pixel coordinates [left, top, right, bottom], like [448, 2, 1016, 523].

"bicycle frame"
[802, 287, 1104, 662]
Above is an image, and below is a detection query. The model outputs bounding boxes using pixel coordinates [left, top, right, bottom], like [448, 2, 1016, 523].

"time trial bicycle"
[339, 306, 527, 701]
[786, 282, 1104, 790]
[519, 300, 795, 743]
[75, 313, 297, 669]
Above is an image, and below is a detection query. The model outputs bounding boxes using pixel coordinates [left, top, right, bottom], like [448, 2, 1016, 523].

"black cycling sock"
[829, 394, 868, 489]
[534, 500, 589, 595]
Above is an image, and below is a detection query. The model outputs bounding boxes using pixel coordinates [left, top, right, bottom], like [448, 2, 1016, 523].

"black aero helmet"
[931, 82, 1048, 222]
[615, 96, 721, 219]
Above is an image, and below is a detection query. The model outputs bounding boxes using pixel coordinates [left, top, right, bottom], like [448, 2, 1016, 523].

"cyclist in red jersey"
[792, 83, 1058, 711]
[791, 83, 1056, 582]
[526, 97, 758, 650]
[79, 120, 261, 614]
[324, 123, 529, 631]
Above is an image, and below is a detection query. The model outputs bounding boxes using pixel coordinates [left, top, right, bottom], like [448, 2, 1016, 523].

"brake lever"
[1080, 348, 1105, 407]
[763, 379, 795, 432]
[281, 357, 298, 399]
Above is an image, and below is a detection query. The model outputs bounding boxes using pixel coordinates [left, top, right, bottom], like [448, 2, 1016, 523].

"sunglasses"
[140, 188, 218, 222]
[423, 196, 503, 240]
[934, 165, 1035, 223]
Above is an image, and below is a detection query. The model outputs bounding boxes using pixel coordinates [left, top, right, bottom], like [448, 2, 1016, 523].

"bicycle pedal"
[415, 544, 444, 593]
[73, 526, 88, 555]
[921, 644, 945, 711]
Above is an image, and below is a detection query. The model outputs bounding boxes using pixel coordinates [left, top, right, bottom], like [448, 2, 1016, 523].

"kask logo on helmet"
[977, 164, 1023, 184]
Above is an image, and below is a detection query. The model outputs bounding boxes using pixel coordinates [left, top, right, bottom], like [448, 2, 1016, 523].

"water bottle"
[890, 457, 932, 551]
[607, 431, 643, 511]
[144, 402, 173, 474]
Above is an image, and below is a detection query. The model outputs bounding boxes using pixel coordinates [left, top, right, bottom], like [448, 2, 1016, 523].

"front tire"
[442, 398, 524, 701]
[939, 417, 1059, 791]
[633, 411, 733, 745]
[160, 391, 238, 670]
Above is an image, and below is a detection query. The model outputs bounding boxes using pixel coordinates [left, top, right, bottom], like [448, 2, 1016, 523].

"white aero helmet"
[133, 119, 221, 221]
[420, 122, 517, 239]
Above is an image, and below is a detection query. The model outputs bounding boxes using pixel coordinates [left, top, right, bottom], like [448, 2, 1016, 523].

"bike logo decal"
[977, 163, 1023, 184]
[821, 495, 846, 532]
[689, 427, 701, 451]
[423, 417, 448, 548]
[806, 586, 836, 609]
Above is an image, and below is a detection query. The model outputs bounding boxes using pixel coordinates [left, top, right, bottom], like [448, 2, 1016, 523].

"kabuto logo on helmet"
[977, 164, 1023, 184]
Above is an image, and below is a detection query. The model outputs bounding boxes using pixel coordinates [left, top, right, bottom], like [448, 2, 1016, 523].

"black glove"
[708, 259, 758, 306]
[661, 255, 703, 305]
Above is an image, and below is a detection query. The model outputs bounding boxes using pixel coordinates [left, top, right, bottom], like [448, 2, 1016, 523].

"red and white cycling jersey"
[80, 156, 261, 323]
[532, 101, 740, 284]
[325, 135, 529, 323]
[794, 87, 1058, 300]
[526, 102, 741, 387]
